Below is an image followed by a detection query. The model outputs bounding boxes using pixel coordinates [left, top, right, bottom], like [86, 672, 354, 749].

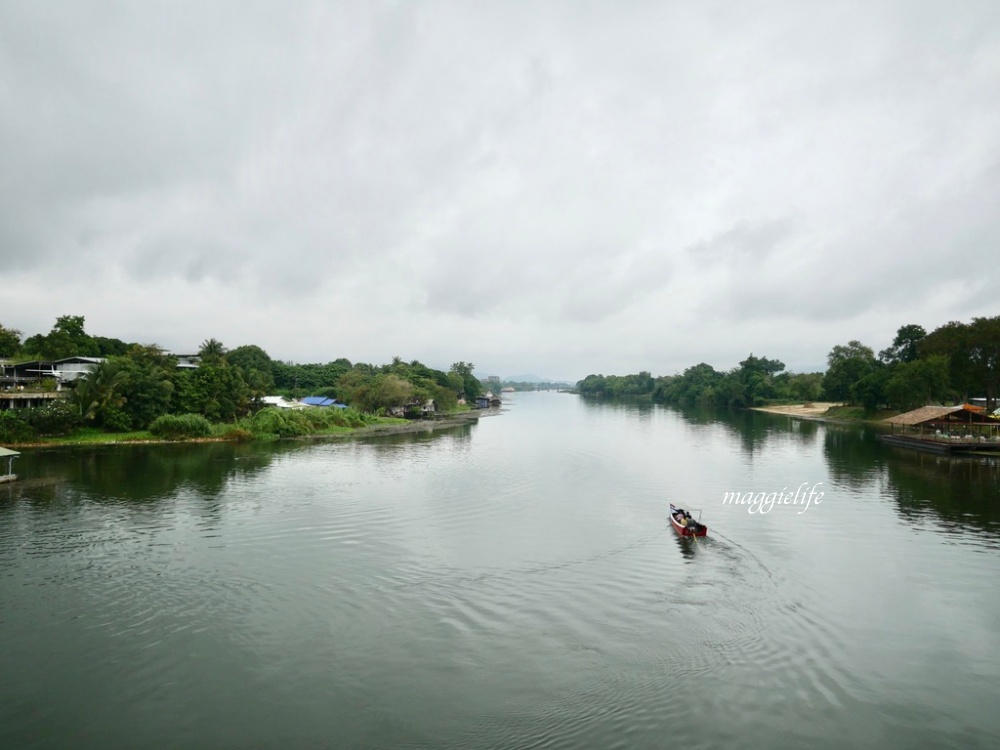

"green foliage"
[101, 406, 133, 432]
[450, 361, 482, 403]
[92, 336, 132, 357]
[879, 324, 926, 364]
[822, 341, 876, 404]
[884, 356, 951, 411]
[115, 346, 177, 429]
[21, 315, 100, 360]
[234, 405, 370, 440]
[174, 363, 249, 422]
[968, 316, 1000, 410]
[578, 372, 656, 399]
[72, 346, 175, 430]
[149, 413, 213, 439]
[0, 410, 35, 442]
[23, 400, 83, 436]
[227, 344, 275, 400]
[198, 338, 228, 362]
[0, 323, 22, 358]
[342, 373, 414, 413]
[272, 359, 352, 394]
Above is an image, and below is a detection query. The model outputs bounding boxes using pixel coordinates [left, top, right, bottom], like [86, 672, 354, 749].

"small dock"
[1, 446, 19, 482]
[878, 433, 1000, 455]
[881, 405, 1000, 456]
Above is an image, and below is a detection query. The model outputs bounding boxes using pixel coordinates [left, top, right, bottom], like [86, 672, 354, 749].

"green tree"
[735, 354, 785, 406]
[822, 341, 876, 404]
[450, 362, 481, 403]
[341, 373, 414, 413]
[73, 358, 128, 422]
[884, 355, 951, 411]
[22, 315, 99, 359]
[0, 323, 22, 358]
[968, 316, 1000, 411]
[879, 324, 926, 364]
[227, 345, 276, 405]
[198, 338, 228, 364]
[175, 363, 250, 422]
[919, 321, 975, 401]
[114, 345, 177, 429]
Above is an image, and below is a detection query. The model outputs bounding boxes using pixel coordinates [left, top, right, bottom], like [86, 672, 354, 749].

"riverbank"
[318, 406, 499, 439]
[750, 402, 841, 420]
[4, 408, 500, 450]
[750, 403, 897, 424]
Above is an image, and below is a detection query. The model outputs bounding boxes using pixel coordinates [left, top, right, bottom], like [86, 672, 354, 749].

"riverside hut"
[880, 405, 1000, 454]
[0, 446, 19, 483]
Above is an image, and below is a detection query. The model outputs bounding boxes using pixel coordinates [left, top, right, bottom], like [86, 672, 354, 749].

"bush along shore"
[1, 405, 491, 449]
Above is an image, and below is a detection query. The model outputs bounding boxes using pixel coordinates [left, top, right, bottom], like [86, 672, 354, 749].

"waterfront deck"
[878, 433, 1000, 455]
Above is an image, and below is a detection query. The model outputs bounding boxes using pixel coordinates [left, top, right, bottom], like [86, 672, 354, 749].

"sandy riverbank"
[749, 402, 840, 419]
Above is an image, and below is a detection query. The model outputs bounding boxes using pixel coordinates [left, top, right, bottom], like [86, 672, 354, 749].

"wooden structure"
[0, 446, 19, 483]
[880, 405, 1000, 454]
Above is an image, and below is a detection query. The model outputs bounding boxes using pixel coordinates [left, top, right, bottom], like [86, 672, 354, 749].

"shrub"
[221, 427, 254, 443]
[101, 406, 133, 432]
[149, 413, 213, 440]
[24, 400, 83, 436]
[0, 410, 35, 443]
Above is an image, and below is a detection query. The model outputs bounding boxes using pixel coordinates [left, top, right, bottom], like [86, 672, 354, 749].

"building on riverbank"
[0, 446, 19, 483]
[880, 405, 1000, 454]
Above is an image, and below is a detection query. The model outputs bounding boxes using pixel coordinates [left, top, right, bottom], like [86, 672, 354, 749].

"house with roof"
[3, 357, 105, 387]
[0, 446, 19, 483]
[880, 405, 1000, 454]
[260, 396, 305, 410]
[300, 396, 348, 409]
[169, 353, 202, 370]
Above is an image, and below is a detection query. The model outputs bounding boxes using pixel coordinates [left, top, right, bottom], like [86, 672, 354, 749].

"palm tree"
[199, 338, 227, 362]
[72, 360, 127, 421]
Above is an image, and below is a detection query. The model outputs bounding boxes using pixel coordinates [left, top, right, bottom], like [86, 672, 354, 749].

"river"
[2, 391, 999, 749]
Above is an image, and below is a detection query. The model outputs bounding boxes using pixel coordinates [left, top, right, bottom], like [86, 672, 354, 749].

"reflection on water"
[885, 450, 1000, 534]
[8, 442, 279, 504]
[2, 395, 999, 750]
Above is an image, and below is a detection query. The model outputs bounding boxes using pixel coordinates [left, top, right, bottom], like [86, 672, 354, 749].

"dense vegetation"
[577, 316, 1000, 415]
[0, 316, 483, 442]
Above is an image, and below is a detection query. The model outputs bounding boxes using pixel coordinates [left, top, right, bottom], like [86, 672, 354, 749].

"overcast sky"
[2, 1, 998, 381]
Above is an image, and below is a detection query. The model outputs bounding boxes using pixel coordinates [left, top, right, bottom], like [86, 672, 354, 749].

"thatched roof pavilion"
[883, 405, 996, 426]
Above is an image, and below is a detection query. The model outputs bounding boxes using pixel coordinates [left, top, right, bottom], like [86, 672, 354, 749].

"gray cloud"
[2, 0, 999, 381]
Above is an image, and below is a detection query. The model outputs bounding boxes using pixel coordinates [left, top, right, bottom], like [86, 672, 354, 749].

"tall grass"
[236, 406, 373, 439]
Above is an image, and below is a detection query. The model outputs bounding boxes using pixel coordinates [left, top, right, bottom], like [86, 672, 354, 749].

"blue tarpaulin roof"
[300, 396, 348, 408]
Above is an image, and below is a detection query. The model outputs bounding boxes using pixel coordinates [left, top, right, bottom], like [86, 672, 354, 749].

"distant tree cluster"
[576, 315, 1000, 414]
[0, 316, 483, 438]
[578, 357, 822, 408]
[821, 317, 1000, 413]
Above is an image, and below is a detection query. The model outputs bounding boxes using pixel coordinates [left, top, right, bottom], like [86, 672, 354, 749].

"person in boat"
[674, 507, 688, 526]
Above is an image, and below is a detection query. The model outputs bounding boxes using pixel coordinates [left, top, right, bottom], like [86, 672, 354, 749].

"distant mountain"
[505, 373, 544, 383]
[475, 372, 573, 386]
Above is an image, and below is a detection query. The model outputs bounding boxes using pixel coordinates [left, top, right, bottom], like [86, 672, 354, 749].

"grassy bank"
[5, 406, 484, 449]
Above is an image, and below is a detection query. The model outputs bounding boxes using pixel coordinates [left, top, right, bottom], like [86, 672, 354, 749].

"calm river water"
[2, 392, 999, 749]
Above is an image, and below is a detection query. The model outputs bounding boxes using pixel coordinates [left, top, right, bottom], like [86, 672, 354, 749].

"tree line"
[0, 316, 483, 438]
[577, 316, 1000, 414]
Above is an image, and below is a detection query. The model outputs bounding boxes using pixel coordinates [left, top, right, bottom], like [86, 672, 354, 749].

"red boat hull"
[669, 513, 708, 537]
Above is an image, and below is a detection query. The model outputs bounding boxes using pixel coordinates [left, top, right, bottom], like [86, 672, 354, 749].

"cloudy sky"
[2, 1, 998, 382]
